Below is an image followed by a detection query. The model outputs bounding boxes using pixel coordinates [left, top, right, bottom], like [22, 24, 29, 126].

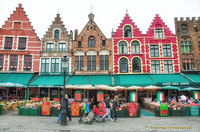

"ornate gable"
[112, 14, 142, 38]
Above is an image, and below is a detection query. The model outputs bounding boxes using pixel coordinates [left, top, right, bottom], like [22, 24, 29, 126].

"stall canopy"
[90, 75, 112, 86]
[67, 75, 91, 85]
[162, 85, 180, 90]
[184, 74, 200, 85]
[29, 75, 69, 88]
[0, 73, 33, 88]
[179, 87, 200, 91]
[114, 74, 155, 87]
[150, 74, 190, 86]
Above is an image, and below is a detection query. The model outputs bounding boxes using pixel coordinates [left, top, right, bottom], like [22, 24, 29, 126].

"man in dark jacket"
[102, 95, 113, 121]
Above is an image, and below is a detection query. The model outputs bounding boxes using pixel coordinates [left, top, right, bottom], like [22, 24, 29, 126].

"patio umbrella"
[114, 86, 126, 90]
[95, 85, 117, 91]
[179, 87, 200, 91]
[162, 85, 180, 90]
[144, 85, 161, 90]
[128, 86, 143, 90]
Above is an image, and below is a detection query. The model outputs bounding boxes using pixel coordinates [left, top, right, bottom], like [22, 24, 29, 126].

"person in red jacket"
[92, 105, 100, 121]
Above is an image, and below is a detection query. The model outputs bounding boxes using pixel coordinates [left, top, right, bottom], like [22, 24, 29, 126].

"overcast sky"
[0, 0, 199, 39]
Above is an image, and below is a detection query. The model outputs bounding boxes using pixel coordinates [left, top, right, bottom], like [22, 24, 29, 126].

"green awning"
[0, 73, 8, 80]
[184, 74, 200, 85]
[114, 74, 155, 87]
[90, 75, 112, 86]
[0, 73, 33, 88]
[29, 75, 69, 87]
[67, 75, 90, 85]
[150, 74, 190, 86]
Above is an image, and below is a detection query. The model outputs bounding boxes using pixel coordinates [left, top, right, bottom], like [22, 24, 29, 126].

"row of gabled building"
[0, 4, 200, 99]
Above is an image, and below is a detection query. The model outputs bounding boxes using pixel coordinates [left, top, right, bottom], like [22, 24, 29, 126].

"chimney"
[70, 30, 73, 40]
[74, 29, 78, 40]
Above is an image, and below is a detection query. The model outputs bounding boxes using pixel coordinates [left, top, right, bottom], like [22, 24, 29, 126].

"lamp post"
[60, 56, 68, 125]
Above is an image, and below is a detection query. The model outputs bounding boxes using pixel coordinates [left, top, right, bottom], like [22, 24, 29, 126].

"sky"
[0, 0, 199, 39]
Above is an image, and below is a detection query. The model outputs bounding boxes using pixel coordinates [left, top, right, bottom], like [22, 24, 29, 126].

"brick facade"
[0, 4, 41, 73]
[174, 17, 200, 71]
[112, 14, 180, 74]
[72, 13, 112, 75]
[40, 14, 72, 75]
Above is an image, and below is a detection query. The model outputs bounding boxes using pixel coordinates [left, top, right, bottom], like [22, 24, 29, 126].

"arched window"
[119, 58, 128, 73]
[88, 36, 95, 47]
[131, 41, 140, 54]
[181, 24, 188, 34]
[119, 41, 128, 54]
[132, 58, 141, 72]
[124, 25, 132, 37]
[54, 30, 59, 39]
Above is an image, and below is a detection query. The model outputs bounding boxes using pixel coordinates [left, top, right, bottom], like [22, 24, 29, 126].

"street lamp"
[60, 56, 68, 125]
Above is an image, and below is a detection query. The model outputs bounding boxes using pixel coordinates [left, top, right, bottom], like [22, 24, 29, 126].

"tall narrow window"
[100, 55, 109, 70]
[198, 41, 200, 53]
[150, 45, 159, 57]
[18, 37, 27, 50]
[24, 55, 32, 71]
[4, 37, 13, 49]
[163, 45, 172, 57]
[75, 56, 84, 71]
[119, 41, 128, 54]
[54, 30, 59, 39]
[119, 58, 128, 73]
[46, 43, 54, 51]
[164, 60, 173, 73]
[88, 36, 95, 47]
[155, 29, 163, 39]
[87, 55, 96, 71]
[0, 55, 4, 71]
[181, 24, 188, 34]
[10, 55, 18, 71]
[51, 58, 59, 73]
[58, 43, 66, 51]
[78, 41, 82, 48]
[131, 41, 140, 54]
[102, 40, 106, 46]
[124, 25, 132, 37]
[181, 41, 192, 53]
[183, 58, 194, 71]
[132, 57, 141, 72]
[151, 60, 160, 73]
[41, 58, 49, 73]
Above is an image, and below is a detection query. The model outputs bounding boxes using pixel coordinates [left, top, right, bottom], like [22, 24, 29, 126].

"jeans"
[57, 108, 71, 122]
[112, 109, 117, 120]
[102, 108, 111, 120]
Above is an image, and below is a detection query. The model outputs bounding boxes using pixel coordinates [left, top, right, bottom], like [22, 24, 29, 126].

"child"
[82, 100, 90, 121]
[93, 105, 100, 121]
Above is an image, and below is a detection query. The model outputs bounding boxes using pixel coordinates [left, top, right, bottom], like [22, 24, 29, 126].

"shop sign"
[161, 82, 189, 86]
[129, 103, 137, 117]
[157, 92, 164, 102]
[38, 85, 55, 88]
[42, 101, 50, 115]
[160, 104, 168, 116]
[71, 102, 80, 116]
[75, 93, 81, 102]
[0, 50, 29, 55]
[193, 91, 200, 100]
[190, 106, 199, 116]
[97, 93, 104, 102]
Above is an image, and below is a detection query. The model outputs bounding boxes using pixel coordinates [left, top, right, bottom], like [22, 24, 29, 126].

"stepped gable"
[112, 13, 142, 37]
[146, 14, 174, 37]
[43, 13, 70, 39]
[0, 4, 40, 40]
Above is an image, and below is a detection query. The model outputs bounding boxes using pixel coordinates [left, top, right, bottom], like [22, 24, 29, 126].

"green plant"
[185, 106, 190, 110]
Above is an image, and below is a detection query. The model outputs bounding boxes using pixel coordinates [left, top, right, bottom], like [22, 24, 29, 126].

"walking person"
[92, 104, 100, 122]
[111, 95, 118, 122]
[82, 100, 90, 121]
[57, 94, 72, 124]
[102, 95, 113, 122]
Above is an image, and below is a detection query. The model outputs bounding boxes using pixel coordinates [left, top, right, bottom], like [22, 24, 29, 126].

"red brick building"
[112, 14, 180, 74]
[0, 4, 41, 73]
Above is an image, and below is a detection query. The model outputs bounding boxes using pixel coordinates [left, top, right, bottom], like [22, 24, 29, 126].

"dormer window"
[54, 29, 59, 39]
[155, 28, 163, 39]
[13, 22, 22, 29]
[88, 36, 95, 47]
[78, 41, 82, 48]
[124, 25, 132, 37]
[181, 24, 188, 34]
[102, 40, 106, 46]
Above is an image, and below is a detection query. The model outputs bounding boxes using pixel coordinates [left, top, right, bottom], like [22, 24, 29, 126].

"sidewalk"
[0, 111, 200, 132]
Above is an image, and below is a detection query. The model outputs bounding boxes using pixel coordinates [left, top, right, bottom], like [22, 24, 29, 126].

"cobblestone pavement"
[0, 111, 200, 132]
